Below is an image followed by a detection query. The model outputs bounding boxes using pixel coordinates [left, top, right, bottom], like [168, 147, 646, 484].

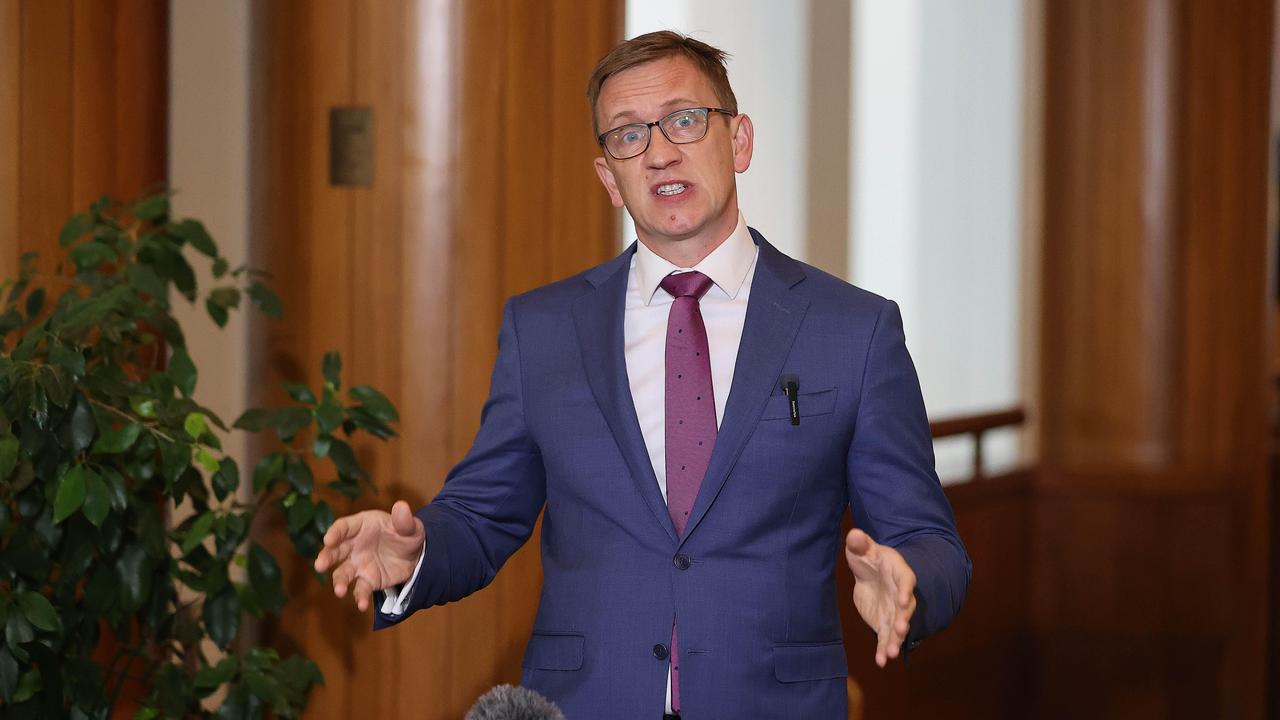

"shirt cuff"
[379, 540, 427, 615]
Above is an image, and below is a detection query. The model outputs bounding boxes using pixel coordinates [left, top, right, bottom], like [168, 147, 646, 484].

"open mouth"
[653, 181, 691, 197]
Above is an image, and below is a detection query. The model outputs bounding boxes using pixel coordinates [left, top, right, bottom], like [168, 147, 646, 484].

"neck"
[638, 211, 739, 268]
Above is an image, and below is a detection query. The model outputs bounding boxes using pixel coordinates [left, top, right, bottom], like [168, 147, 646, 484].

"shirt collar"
[634, 214, 755, 306]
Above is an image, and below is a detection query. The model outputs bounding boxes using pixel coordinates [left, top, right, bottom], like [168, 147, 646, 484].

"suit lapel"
[572, 245, 678, 543]
[679, 231, 809, 547]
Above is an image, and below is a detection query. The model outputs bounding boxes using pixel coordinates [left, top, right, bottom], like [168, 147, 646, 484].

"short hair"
[587, 30, 738, 135]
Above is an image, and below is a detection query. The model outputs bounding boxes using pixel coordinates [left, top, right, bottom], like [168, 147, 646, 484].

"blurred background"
[0, 0, 1275, 717]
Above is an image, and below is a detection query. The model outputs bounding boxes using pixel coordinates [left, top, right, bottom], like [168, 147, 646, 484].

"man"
[314, 31, 970, 719]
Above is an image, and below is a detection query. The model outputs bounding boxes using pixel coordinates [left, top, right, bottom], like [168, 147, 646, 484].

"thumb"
[845, 528, 873, 558]
[390, 500, 419, 537]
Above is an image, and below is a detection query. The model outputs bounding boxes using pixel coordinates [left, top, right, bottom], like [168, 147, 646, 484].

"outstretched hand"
[845, 528, 917, 667]
[313, 500, 426, 612]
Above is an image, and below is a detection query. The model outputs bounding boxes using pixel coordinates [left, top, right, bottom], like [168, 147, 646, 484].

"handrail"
[928, 407, 1026, 480]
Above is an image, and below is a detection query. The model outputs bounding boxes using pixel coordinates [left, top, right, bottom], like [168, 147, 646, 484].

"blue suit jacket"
[375, 230, 971, 719]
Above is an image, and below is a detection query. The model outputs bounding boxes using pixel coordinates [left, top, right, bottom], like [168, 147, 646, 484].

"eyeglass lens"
[604, 108, 711, 159]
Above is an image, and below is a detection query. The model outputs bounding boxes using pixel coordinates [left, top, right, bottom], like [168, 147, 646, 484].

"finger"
[323, 514, 361, 548]
[875, 621, 890, 668]
[845, 528, 872, 557]
[353, 576, 374, 613]
[895, 595, 917, 636]
[390, 501, 418, 537]
[332, 563, 355, 598]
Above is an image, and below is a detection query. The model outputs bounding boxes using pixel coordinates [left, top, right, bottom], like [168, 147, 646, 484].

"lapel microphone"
[781, 374, 800, 425]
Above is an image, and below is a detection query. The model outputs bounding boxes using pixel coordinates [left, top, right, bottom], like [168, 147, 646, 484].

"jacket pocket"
[522, 632, 585, 671]
[772, 640, 848, 682]
[760, 387, 838, 420]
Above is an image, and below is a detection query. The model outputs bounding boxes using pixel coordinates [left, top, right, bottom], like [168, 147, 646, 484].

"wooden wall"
[249, 2, 621, 718]
[0, 0, 167, 282]
[1036, 0, 1273, 717]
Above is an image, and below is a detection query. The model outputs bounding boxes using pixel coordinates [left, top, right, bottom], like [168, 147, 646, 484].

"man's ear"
[730, 113, 754, 174]
[593, 156, 626, 208]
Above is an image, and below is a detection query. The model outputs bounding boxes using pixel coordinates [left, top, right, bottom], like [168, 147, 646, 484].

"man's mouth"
[655, 182, 689, 197]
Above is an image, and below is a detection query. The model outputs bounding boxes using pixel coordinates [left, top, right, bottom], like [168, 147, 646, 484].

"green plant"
[0, 194, 398, 718]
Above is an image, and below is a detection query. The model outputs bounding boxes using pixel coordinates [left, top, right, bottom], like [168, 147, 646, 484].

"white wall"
[851, 0, 1024, 482]
[624, 0, 1028, 483]
[168, 0, 251, 470]
[624, 1, 810, 259]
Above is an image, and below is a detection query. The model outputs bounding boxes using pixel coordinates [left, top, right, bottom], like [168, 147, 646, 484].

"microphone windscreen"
[465, 684, 566, 720]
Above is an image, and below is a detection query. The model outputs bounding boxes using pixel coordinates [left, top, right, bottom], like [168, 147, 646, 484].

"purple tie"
[661, 270, 716, 713]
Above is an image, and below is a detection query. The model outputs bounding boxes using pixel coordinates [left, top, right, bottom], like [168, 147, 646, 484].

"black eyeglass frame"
[596, 107, 736, 160]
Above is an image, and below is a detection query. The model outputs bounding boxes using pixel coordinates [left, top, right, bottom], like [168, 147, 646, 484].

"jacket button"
[652, 644, 669, 660]
[673, 554, 691, 570]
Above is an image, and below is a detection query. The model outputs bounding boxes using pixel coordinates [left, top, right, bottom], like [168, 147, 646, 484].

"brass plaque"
[330, 107, 374, 187]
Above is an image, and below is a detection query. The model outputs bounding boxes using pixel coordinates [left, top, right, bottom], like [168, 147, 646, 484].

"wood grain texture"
[251, 2, 621, 717]
[0, 0, 19, 281]
[0, 0, 166, 277]
[1038, 0, 1273, 716]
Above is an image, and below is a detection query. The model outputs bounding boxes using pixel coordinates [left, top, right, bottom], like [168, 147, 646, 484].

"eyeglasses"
[597, 107, 735, 160]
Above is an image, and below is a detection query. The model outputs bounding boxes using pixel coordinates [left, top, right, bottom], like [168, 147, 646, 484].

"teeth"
[656, 183, 687, 196]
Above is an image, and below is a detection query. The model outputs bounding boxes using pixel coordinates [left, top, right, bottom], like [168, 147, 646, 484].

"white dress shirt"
[384, 215, 759, 714]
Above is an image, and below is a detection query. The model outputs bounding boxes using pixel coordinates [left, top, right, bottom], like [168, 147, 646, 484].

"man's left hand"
[845, 528, 917, 667]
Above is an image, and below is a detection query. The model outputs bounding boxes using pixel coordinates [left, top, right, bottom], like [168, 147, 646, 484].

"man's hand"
[845, 528, 917, 667]
[313, 500, 426, 612]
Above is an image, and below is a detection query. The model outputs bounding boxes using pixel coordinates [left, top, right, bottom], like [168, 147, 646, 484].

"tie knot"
[661, 271, 714, 300]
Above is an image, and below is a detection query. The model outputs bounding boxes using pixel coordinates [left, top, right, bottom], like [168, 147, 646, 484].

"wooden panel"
[844, 472, 1035, 719]
[252, 1, 622, 718]
[1038, 0, 1273, 715]
[19, 0, 72, 261]
[0, 0, 165, 278]
[0, 0, 18, 279]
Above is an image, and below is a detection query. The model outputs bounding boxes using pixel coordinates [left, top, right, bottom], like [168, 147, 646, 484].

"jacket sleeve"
[375, 298, 546, 628]
[845, 299, 972, 650]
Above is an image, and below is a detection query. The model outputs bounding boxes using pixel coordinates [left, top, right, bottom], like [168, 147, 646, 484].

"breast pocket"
[760, 387, 838, 421]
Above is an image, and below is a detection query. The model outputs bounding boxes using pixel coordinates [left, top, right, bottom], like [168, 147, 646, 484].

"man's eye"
[674, 115, 695, 128]
[621, 131, 642, 143]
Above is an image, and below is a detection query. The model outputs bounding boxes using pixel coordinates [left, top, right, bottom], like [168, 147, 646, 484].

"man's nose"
[643, 129, 681, 168]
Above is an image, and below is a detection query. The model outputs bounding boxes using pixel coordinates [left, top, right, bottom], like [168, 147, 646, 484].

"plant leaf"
[18, 592, 60, 633]
[129, 396, 157, 419]
[283, 383, 315, 404]
[54, 465, 89, 523]
[171, 219, 216, 257]
[59, 213, 91, 247]
[82, 472, 111, 527]
[93, 423, 141, 454]
[321, 352, 342, 390]
[182, 511, 215, 555]
[247, 283, 282, 319]
[132, 194, 169, 222]
[169, 348, 197, 397]
[213, 457, 239, 501]
[206, 297, 229, 327]
[24, 287, 45, 318]
[248, 543, 285, 616]
[0, 436, 18, 480]
[195, 657, 237, 692]
[184, 412, 208, 440]
[69, 242, 116, 270]
[204, 584, 241, 649]
[349, 385, 398, 423]
[196, 447, 220, 474]
[0, 647, 17, 703]
[18, 591, 59, 630]
[49, 343, 86, 379]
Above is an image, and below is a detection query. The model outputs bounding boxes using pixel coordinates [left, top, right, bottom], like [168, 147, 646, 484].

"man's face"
[593, 56, 753, 254]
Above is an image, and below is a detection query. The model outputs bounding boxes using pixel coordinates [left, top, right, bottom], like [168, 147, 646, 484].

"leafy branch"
[0, 193, 396, 719]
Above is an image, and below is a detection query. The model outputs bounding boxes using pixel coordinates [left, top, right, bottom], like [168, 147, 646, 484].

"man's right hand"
[313, 500, 426, 612]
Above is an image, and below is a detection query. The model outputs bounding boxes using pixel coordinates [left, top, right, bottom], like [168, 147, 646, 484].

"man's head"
[588, 32, 753, 262]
